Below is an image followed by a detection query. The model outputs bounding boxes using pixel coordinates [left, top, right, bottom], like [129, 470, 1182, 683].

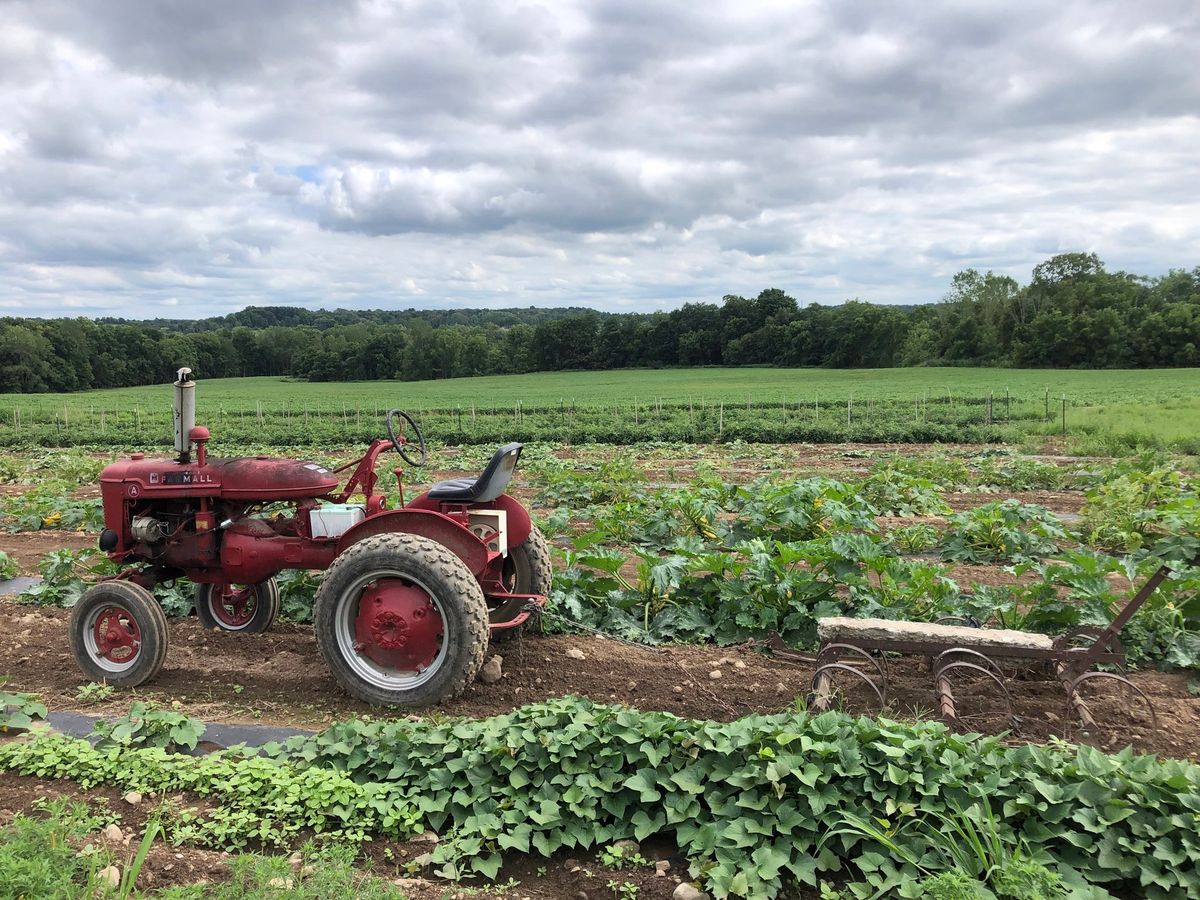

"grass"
[1067, 398, 1200, 455]
[0, 797, 412, 899]
[158, 844, 410, 899]
[0, 797, 119, 898]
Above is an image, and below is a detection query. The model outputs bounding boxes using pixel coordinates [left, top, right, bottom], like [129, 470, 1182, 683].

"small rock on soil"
[98, 866, 121, 889]
[478, 655, 503, 684]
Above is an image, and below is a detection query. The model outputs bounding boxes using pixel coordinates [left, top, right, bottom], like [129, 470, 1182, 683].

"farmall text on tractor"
[70, 369, 551, 706]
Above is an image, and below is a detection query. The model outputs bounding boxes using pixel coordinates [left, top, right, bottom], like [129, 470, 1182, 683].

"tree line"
[1, 253, 1197, 393]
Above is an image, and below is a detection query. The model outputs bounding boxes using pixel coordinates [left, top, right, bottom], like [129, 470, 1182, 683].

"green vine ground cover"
[3, 700, 1199, 899]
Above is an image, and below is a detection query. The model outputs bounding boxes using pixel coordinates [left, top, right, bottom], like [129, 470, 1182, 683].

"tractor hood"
[100, 455, 340, 501]
[210, 458, 340, 500]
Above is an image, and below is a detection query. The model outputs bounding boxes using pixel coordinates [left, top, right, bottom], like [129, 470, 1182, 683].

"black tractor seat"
[427, 442, 523, 503]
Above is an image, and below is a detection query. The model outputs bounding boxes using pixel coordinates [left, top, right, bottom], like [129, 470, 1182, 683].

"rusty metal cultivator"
[780, 566, 1173, 735]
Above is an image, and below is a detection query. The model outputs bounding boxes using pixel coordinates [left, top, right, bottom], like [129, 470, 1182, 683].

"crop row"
[10, 453, 1199, 672]
[543, 470, 1200, 667]
[0, 443, 1075, 540]
[535, 452, 1199, 659]
[0, 394, 1069, 448]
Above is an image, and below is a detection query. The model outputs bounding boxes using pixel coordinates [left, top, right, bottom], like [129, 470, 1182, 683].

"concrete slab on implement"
[817, 617, 1054, 652]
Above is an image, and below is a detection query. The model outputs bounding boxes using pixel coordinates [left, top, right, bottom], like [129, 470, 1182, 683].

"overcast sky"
[2, 0, 1197, 319]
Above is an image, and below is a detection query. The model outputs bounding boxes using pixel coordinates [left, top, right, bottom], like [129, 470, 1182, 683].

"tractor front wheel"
[313, 533, 488, 707]
[195, 578, 280, 633]
[69, 581, 169, 687]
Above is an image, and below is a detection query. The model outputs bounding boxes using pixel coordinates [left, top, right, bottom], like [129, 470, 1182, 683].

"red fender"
[404, 491, 533, 549]
[335, 509, 489, 576]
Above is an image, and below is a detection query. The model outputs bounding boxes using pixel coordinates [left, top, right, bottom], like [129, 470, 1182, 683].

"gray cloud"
[18, 0, 350, 83]
[0, 0, 1197, 318]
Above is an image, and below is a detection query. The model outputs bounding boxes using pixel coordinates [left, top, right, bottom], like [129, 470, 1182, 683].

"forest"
[1, 252, 1197, 393]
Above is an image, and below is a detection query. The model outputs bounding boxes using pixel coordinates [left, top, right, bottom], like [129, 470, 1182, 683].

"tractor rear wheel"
[495, 526, 552, 642]
[69, 581, 169, 687]
[506, 525, 553, 596]
[195, 578, 280, 633]
[313, 533, 488, 707]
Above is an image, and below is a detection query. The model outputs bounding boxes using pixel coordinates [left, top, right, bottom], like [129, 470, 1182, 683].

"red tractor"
[70, 369, 550, 707]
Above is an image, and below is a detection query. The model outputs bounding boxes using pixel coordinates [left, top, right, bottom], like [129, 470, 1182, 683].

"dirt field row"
[3, 598, 1196, 761]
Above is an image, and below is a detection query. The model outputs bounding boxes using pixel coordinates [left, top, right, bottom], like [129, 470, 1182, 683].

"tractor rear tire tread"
[494, 526, 552, 644]
[69, 581, 169, 688]
[313, 532, 489, 707]
[515, 525, 553, 596]
[195, 578, 280, 633]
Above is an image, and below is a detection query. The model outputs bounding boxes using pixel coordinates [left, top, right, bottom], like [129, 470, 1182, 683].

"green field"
[4, 366, 1198, 407]
[1, 367, 1197, 451]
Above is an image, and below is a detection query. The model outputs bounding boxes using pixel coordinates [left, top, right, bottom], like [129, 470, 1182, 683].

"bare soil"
[945, 490, 1084, 515]
[1, 530, 96, 575]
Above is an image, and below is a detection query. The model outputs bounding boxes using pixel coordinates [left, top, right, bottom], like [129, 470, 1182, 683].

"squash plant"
[0, 683, 47, 732]
[941, 501, 1068, 564]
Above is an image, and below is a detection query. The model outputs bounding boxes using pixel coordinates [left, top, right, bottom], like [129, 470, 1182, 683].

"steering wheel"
[385, 409, 427, 467]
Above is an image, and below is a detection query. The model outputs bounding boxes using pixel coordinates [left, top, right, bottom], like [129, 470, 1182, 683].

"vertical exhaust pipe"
[173, 367, 195, 460]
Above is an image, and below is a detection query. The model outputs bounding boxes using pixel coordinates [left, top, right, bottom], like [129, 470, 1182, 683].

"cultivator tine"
[808, 642, 889, 714]
[936, 671, 957, 721]
[933, 647, 1005, 679]
[809, 663, 885, 712]
[937, 662, 1015, 729]
[1056, 663, 1096, 731]
[816, 642, 889, 689]
[810, 668, 834, 713]
[933, 648, 1015, 729]
[1066, 670, 1158, 740]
